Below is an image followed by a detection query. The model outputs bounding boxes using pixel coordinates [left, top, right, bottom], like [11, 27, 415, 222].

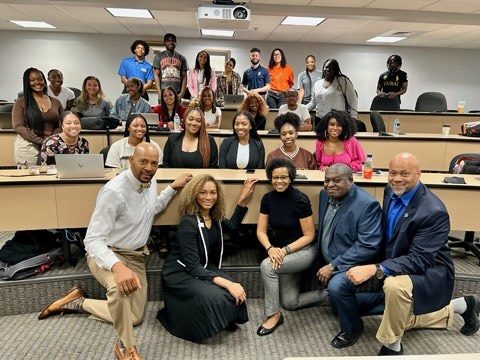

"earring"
[325, 130, 327, 138]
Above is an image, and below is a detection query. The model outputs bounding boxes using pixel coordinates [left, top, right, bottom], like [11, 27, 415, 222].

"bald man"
[346, 153, 479, 356]
[38, 143, 192, 360]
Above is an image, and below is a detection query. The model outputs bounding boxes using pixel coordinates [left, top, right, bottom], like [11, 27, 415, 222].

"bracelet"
[285, 245, 293, 255]
[266, 245, 273, 252]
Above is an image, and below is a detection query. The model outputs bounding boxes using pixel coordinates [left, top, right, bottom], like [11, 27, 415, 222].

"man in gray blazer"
[316, 163, 383, 348]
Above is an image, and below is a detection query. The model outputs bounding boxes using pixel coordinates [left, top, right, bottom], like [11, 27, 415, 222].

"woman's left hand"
[238, 178, 258, 205]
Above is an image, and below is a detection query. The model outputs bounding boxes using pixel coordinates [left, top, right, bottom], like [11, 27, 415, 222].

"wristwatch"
[375, 264, 385, 280]
[328, 263, 336, 271]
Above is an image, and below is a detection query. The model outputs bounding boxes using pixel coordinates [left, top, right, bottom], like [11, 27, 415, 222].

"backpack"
[0, 248, 64, 280]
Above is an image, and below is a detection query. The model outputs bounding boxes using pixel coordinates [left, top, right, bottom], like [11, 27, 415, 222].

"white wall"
[1, 30, 480, 112]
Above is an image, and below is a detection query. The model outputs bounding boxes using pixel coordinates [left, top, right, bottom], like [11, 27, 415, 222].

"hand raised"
[171, 173, 193, 190]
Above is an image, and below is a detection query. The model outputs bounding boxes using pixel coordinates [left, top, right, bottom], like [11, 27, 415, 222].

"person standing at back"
[118, 40, 154, 101]
[46, 69, 75, 110]
[153, 33, 188, 101]
[242, 47, 270, 97]
[266, 48, 294, 110]
[297, 55, 322, 106]
[377, 55, 408, 104]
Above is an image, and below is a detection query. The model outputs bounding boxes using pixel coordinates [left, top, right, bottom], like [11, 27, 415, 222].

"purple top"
[315, 136, 365, 171]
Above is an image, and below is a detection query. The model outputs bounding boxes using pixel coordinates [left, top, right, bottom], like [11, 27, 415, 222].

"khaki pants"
[14, 135, 40, 165]
[377, 275, 454, 344]
[83, 247, 148, 348]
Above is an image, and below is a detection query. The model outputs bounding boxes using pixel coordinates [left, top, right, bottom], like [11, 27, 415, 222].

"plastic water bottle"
[363, 154, 374, 179]
[393, 118, 400, 136]
[173, 113, 181, 132]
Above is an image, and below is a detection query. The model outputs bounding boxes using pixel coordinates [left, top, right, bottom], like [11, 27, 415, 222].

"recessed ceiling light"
[201, 29, 234, 37]
[9, 20, 56, 29]
[366, 36, 406, 43]
[281, 16, 325, 26]
[105, 7, 153, 18]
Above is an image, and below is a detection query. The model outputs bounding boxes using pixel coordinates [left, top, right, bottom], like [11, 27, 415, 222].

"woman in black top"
[256, 158, 323, 336]
[162, 107, 218, 168]
[239, 92, 269, 130]
[219, 111, 265, 169]
[157, 174, 257, 342]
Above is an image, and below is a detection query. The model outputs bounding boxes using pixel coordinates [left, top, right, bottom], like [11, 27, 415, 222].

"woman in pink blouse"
[314, 110, 365, 171]
[187, 50, 217, 99]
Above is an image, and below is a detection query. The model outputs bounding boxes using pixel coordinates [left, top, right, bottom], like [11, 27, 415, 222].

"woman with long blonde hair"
[73, 76, 111, 117]
[157, 174, 257, 342]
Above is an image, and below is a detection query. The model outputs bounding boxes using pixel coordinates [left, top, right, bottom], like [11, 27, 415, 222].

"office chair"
[415, 92, 448, 112]
[100, 146, 110, 166]
[355, 119, 366, 132]
[370, 111, 386, 133]
[448, 153, 480, 265]
[370, 95, 400, 111]
[0, 103, 14, 113]
[68, 87, 81, 99]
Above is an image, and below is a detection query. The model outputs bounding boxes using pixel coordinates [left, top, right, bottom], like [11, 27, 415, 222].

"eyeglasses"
[272, 175, 289, 182]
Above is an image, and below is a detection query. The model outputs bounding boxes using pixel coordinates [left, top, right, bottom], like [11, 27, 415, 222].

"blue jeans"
[266, 90, 286, 110]
[328, 271, 385, 335]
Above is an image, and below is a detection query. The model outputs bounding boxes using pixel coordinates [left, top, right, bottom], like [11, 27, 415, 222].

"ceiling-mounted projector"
[197, 2, 251, 30]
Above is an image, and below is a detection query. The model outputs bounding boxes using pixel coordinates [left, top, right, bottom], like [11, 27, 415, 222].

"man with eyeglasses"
[313, 163, 383, 349]
[345, 152, 479, 356]
[277, 88, 312, 131]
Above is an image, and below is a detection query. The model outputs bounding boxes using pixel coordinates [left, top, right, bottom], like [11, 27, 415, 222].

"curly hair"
[76, 76, 108, 112]
[177, 174, 226, 221]
[22, 67, 47, 136]
[274, 112, 300, 132]
[315, 110, 357, 140]
[183, 107, 211, 168]
[265, 158, 296, 183]
[123, 114, 151, 142]
[231, 111, 260, 141]
[130, 40, 150, 56]
[239, 93, 268, 116]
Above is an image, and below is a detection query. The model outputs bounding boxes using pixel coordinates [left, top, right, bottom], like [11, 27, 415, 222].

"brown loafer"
[38, 286, 84, 320]
[115, 340, 142, 360]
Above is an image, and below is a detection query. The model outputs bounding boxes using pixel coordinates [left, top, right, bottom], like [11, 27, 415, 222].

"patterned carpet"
[1, 300, 479, 360]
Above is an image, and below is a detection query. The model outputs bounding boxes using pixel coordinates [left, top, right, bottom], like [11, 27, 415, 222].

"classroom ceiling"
[2, 0, 480, 49]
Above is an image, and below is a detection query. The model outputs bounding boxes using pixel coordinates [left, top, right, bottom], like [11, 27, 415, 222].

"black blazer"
[219, 136, 265, 169]
[381, 183, 454, 315]
[163, 132, 218, 168]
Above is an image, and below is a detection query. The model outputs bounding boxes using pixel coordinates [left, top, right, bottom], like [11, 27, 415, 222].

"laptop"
[55, 154, 105, 179]
[223, 94, 244, 108]
[0, 112, 12, 129]
[139, 113, 161, 131]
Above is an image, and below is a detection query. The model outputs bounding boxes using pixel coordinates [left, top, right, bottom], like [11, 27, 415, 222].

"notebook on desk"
[55, 154, 105, 179]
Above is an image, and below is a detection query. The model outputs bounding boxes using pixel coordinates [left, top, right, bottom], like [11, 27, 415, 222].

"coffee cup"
[442, 124, 451, 136]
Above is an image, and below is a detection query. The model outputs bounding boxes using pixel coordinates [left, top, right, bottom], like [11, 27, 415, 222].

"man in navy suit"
[347, 153, 480, 355]
[316, 164, 383, 348]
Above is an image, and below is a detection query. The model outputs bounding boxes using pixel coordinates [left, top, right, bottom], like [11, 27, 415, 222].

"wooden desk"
[1, 169, 479, 232]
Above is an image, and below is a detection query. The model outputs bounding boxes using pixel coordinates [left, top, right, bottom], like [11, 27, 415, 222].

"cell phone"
[246, 169, 255, 174]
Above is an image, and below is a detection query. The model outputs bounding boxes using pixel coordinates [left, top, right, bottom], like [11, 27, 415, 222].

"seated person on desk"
[38, 143, 192, 360]
[315, 164, 383, 349]
[256, 158, 325, 336]
[163, 107, 218, 168]
[157, 174, 257, 342]
[151, 86, 186, 129]
[110, 77, 150, 122]
[46, 69, 75, 111]
[12, 67, 63, 165]
[345, 153, 480, 356]
[219, 111, 265, 169]
[106, 114, 163, 169]
[266, 113, 316, 170]
[216, 57, 243, 107]
[199, 86, 221, 129]
[314, 110, 365, 172]
[239, 92, 269, 130]
[73, 76, 112, 118]
[40, 112, 89, 165]
[278, 88, 312, 131]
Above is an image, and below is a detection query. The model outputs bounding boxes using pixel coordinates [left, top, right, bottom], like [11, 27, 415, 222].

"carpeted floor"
[0, 300, 479, 360]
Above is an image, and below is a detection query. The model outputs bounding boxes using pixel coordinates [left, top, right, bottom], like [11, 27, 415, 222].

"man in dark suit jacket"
[347, 153, 480, 356]
[316, 164, 383, 348]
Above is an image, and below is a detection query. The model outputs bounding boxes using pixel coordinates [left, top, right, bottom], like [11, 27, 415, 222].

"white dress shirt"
[84, 169, 176, 270]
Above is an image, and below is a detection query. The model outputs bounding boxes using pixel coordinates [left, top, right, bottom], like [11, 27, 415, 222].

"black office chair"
[0, 103, 14, 112]
[415, 92, 448, 112]
[100, 146, 110, 166]
[370, 111, 386, 133]
[370, 95, 400, 111]
[68, 87, 81, 99]
[448, 153, 480, 265]
[355, 119, 366, 132]
[469, 110, 480, 113]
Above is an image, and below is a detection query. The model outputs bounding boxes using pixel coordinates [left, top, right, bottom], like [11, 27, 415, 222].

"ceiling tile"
[366, 0, 439, 11]
[421, 1, 480, 13]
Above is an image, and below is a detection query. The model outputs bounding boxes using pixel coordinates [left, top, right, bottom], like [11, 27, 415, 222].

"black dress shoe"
[330, 326, 364, 349]
[256, 313, 284, 336]
[461, 294, 480, 336]
[378, 344, 404, 356]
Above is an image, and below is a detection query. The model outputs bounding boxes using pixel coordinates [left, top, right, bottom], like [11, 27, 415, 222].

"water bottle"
[393, 118, 400, 136]
[363, 154, 373, 179]
[173, 113, 181, 132]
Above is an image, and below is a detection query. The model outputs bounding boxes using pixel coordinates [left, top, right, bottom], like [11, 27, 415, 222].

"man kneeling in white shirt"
[38, 142, 192, 360]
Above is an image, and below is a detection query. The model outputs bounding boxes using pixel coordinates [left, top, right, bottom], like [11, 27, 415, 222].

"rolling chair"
[448, 153, 480, 265]
[100, 146, 110, 166]
[355, 119, 366, 132]
[0, 103, 14, 112]
[415, 92, 448, 112]
[370, 111, 387, 133]
[370, 95, 400, 111]
[68, 87, 81, 99]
